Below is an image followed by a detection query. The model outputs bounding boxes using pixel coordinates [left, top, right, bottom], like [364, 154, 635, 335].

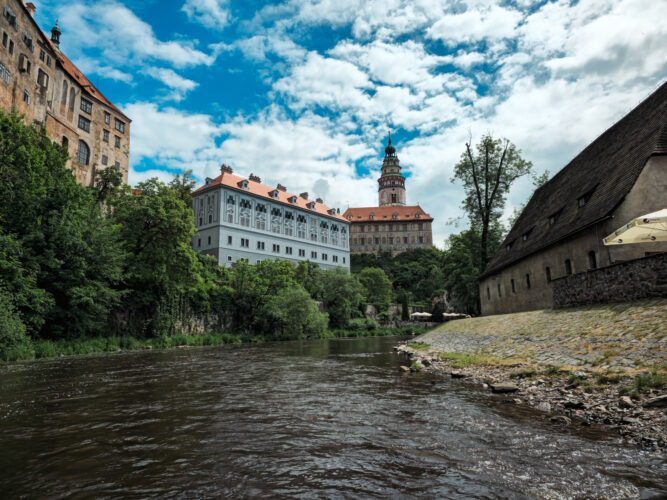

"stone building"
[344, 137, 434, 254]
[479, 82, 667, 315]
[192, 165, 350, 270]
[0, 0, 130, 185]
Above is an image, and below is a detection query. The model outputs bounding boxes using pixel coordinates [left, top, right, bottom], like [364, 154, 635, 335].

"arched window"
[61, 136, 68, 150]
[77, 140, 89, 165]
[69, 87, 75, 111]
[61, 80, 68, 105]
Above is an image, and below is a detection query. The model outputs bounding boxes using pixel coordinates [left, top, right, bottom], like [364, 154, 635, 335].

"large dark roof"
[482, 81, 667, 278]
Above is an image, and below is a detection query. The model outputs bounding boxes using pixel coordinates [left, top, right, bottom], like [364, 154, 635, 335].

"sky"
[32, 0, 667, 247]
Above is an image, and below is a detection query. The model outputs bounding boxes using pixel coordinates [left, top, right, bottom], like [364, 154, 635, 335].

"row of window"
[353, 222, 425, 233]
[197, 235, 346, 263]
[353, 235, 427, 245]
[488, 252, 598, 300]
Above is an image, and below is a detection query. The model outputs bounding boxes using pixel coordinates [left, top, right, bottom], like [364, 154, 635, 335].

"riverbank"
[395, 299, 666, 452]
[2, 326, 427, 362]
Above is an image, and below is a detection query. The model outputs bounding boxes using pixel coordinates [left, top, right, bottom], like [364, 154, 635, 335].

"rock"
[398, 365, 410, 373]
[490, 383, 519, 393]
[451, 371, 467, 379]
[619, 396, 635, 408]
[481, 383, 489, 389]
[421, 358, 432, 367]
[537, 402, 551, 412]
[621, 417, 640, 425]
[550, 415, 572, 425]
[643, 395, 667, 408]
[573, 371, 587, 379]
[564, 400, 586, 410]
[581, 418, 591, 427]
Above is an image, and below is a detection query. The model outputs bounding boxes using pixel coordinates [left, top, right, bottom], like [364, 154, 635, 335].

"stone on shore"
[619, 396, 635, 408]
[399, 365, 410, 373]
[451, 371, 467, 378]
[643, 394, 667, 408]
[490, 383, 519, 393]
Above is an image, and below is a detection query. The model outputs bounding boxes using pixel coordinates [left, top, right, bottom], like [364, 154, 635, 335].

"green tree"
[358, 267, 392, 311]
[320, 268, 364, 328]
[265, 285, 328, 339]
[0, 288, 33, 361]
[452, 134, 532, 270]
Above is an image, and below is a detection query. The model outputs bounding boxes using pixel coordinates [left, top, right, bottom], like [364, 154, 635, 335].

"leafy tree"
[452, 134, 532, 270]
[0, 288, 33, 360]
[320, 268, 364, 328]
[265, 286, 328, 339]
[358, 267, 392, 311]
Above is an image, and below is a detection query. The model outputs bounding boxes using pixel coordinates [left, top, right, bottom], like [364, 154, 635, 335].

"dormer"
[238, 179, 249, 190]
[205, 177, 214, 186]
[392, 212, 398, 219]
[415, 212, 421, 218]
[327, 208, 336, 216]
[307, 201, 316, 210]
[288, 195, 297, 204]
[369, 213, 375, 220]
[347, 214, 352, 221]
[269, 189, 279, 199]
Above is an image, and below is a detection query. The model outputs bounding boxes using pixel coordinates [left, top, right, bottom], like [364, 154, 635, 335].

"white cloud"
[427, 5, 523, 45]
[57, 1, 217, 68]
[182, 0, 231, 29]
[144, 68, 198, 101]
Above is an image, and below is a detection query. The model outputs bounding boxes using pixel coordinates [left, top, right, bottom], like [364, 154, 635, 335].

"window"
[577, 188, 595, 208]
[343, 257, 346, 264]
[104, 112, 110, 125]
[23, 89, 29, 104]
[322, 254, 328, 261]
[257, 241, 265, 250]
[103, 130, 109, 142]
[255, 204, 267, 230]
[298, 249, 305, 257]
[114, 161, 120, 170]
[239, 200, 251, 227]
[69, 88, 75, 111]
[78, 115, 90, 132]
[46, 55, 51, 67]
[272, 244, 280, 253]
[3, 6, 17, 28]
[198, 238, 201, 248]
[511, 279, 515, 293]
[37, 68, 48, 88]
[241, 238, 249, 248]
[333, 255, 338, 263]
[3, 68, 9, 84]
[61, 136, 68, 150]
[80, 98, 92, 114]
[549, 210, 562, 226]
[101, 155, 108, 165]
[208, 214, 212, 224]
[21, 31, 33, 52]
[0, 62, 4, 81]
[228, 256, 232, 262]
[208, 236, 211, 245]
[506, 243, 512, 252]
[8, 40, 14, 55]
[199, 218, 202, 226]
[114, 136, 121, 148]
[228, 236, 232, 245]
[77, 140, 90, 165]
[115, 119, 125, 133]
[588, 251, 597, 270]
[545, 267, 551, 283]
[311, 251, 317, 259]
[39, 49, 45, 61]
[497, 283, 502, 297]
[2, 32, 6, 48]
[487, 287, 490, 300]
[526, 274, 531, 289]
[564, 259, 572, 275]
[61, 80, 68, 106]
[285, 247, 293, 255]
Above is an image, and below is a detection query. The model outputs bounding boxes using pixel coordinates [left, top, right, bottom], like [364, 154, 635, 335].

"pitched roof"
[48, 43, 130, 121]
[482, 81, 667, 278]
[193, 172, 347, 222]
[342, 205, 433, 222]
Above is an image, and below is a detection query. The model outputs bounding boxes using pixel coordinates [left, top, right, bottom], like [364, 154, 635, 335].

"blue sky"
[32, 0, 667, 246]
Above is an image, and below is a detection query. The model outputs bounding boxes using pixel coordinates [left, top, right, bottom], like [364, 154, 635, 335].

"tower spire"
[378, 136, 405, 206]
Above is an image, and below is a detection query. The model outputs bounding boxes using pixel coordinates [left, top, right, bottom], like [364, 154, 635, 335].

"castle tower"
[378, 134, 406, 207]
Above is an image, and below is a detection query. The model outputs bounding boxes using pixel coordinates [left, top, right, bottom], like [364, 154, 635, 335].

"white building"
[192, 165, 350, 270]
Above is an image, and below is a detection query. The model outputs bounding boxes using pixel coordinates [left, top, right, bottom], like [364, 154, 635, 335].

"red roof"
[193, 172, 347, 222]
[48, 41, 130, 121]
[343, 205, 433, 222]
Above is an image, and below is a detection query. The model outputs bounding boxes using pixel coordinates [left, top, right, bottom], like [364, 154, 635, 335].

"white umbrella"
[603, 209, 667, 245]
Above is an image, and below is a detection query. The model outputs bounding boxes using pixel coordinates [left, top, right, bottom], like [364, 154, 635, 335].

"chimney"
[220, 163, 233, 174]
[315, 197, 323, 204]
[25, 2, 36, 17]
[299, 192, 308, 200]
[276, 183, 287, 192]
[249, 173, 261, 183]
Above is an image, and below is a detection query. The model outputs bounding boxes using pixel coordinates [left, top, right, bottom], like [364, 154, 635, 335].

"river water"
[0, 336, 665, 499]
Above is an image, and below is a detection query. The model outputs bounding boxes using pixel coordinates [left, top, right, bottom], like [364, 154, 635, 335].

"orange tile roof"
[342, 205, 433, 222]
[193, 172, 348, 222]
[47, 41, 130, 121]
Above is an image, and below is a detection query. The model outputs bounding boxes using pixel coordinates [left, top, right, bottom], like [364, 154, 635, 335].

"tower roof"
[384, 134, 396, 155]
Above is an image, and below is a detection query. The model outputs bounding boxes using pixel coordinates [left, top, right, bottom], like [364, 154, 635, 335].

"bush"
[0, 289, 34, 361]
[347, 318, 379, 331]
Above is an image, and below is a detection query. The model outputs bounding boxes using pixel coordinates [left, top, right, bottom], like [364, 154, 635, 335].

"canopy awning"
[603, 209, 667, 245]
[410, 312, 432, 318]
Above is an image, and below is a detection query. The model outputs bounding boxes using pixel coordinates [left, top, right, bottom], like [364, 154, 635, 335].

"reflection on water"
[0, 337, 665, 498]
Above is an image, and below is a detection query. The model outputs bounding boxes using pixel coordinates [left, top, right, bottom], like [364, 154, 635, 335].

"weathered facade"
[344, 137, 434, 254]
[192, 165, 350, 270]
[480, 82, 667, 315]
[0, 0, 130, 185]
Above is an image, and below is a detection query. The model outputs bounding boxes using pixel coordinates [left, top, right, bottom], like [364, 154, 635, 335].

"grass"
[407, 342, 430, 351]
[2, 326, 427, 363]
[438, 351, 509, 368]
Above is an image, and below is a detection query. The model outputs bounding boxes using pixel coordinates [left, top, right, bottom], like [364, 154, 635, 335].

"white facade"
[193, 184, 350, 270]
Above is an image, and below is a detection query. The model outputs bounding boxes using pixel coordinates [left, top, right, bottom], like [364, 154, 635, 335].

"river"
[0, 336, 665, 498]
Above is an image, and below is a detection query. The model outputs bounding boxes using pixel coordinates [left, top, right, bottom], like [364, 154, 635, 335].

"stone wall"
[553, 252, 667, 308]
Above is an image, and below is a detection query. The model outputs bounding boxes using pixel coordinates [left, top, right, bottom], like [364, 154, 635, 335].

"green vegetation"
[407, 342, 430, 351]
[438, 351, 508, 368]
[410, 361, 422, 372]
[0, 111, 421, 362]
